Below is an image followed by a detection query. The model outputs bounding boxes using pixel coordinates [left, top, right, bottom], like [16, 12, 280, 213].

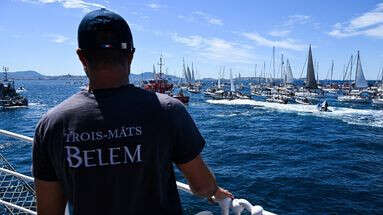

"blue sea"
[1, 80, 383, 215]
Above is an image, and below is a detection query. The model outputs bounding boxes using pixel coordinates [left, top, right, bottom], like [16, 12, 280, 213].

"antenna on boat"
[158, 54, 165, 79]
[2, 66, 9, 81]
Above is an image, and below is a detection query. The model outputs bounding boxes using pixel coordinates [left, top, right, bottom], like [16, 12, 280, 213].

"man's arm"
[177, 155, 233, 200]
[35, 179, 67, 215]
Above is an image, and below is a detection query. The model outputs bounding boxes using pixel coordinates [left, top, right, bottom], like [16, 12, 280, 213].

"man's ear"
[127, 50, 134, 65]
[76, 49, 88, 68]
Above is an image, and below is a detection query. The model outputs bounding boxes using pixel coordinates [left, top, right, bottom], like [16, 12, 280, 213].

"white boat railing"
[0, 129, 276, 215]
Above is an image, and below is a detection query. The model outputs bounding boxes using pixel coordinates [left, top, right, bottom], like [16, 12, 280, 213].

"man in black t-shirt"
[33, 8, 233, 215]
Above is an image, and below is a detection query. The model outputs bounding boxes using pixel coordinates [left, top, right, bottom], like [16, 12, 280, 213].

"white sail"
[381, 68, 383, 89]
[230, 69, 235, 92]
[182, 58, 187, 83]
[191, 63, 195, 83]
[186, 66, 192, 83]
[355, 51, 368, 89]
[218, 68, 221, 89]
[285, 59, 294, 84]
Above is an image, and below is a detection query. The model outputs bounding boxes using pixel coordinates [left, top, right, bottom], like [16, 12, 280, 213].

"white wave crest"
[206, 99, 383, 128]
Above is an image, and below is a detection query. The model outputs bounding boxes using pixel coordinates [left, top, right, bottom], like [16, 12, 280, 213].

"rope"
[218, 198, 276, 215]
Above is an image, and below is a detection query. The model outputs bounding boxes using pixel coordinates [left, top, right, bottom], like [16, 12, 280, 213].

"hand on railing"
[217, 197, 276, 215]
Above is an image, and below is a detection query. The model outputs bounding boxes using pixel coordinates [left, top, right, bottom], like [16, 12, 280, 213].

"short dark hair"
[82, 49, 132, 71]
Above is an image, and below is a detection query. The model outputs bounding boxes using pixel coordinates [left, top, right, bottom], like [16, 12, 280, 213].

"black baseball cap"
[78, 8, 135, 52]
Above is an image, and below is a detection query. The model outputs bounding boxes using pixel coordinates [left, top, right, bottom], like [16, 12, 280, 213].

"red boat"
[142, 56, 189, 104]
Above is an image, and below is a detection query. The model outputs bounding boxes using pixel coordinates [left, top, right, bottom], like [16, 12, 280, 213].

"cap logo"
[101, 44, 112, 48]
[121, 43, 127, 49]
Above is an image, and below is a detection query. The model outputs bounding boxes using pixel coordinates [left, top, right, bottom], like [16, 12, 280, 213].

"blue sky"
[0, 0, 383, 80]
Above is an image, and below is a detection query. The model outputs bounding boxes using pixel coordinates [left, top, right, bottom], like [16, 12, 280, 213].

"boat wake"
[207, 99, 383, 128]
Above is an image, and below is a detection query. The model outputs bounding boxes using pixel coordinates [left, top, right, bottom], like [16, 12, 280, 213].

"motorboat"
[317, 100, 331, 112]
[372, 95, 383, 105]
[295, 97, 311, 105]
[266, 95, 288, 104]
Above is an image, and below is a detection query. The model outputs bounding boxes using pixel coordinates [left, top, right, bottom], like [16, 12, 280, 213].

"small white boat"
[266, 95, 288, 104]
[16, 86, 26, 93]
[295, 91, 323, 99]
[187, 87, 200, 94]
[234, 92, 251, 99]
[337, 95, 369, 103]
[372, 97, 383, 105]
[295, 97, 310, 105]
[317, 100, 331, 112]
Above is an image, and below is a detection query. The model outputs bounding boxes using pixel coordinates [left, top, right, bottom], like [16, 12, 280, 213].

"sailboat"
[372, 95, 383, 105]
[186, 63, 201, 94]
[338, 51, 370, 103]
[266, 93, 288, 104]
[322, 60, 338, 94]
[372, 68, 383, 105]
[284, 59, 294, 85]
[266, 55, 289, 104]
[204, 67, 224, 97]
[295, 45, 324, 100]
[233, 72, 251, 99]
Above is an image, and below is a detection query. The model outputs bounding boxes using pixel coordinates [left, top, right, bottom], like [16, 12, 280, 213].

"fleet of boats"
[182, 46, 383, 108]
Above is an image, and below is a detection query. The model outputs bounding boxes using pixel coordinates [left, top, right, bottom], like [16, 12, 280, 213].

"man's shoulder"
[40, 91, 89, 124]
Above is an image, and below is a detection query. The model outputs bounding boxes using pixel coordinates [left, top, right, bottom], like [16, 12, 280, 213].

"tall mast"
[381, 67, 383, 88]
[330, 60, 334, 84]
[254, 64, 257, 83]
[217, 67, 222, 89]
[280, 54, 284, 82]
[317, 62, 319, 85]
[349, 55, 354, 88]
[157, 55, 164, 78]
[273, 46, 275, 81]
[263, 61, 266, 84]
[355, 51, 358, 83]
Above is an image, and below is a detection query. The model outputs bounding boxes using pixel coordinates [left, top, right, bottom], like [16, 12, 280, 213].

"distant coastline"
[5, 71, 382, 83]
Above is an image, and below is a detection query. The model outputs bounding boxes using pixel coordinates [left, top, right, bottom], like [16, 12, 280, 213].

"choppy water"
[1, 80, 383, 214]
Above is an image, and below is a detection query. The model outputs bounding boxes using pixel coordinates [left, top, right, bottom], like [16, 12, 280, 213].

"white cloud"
[269, 30, 290, 37]
[284, 15, 311, 26]
[21, 0, 105, 10]
[172, 34, 203, 47]
[329, 3, 383, 38]
[46, 34, 69, 43]
[171, 33, 255, 63]
[242, 32, 306, 51]
[146, 3, 162, 9]
[208, 18, 223, 26]
[179, 11, 223, 26]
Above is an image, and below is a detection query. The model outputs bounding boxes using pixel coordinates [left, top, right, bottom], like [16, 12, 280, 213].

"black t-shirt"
[32, 85, 205, 215]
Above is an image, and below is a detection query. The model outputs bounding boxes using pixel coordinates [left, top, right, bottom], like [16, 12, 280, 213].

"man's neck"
[87, 69, 130, 90]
